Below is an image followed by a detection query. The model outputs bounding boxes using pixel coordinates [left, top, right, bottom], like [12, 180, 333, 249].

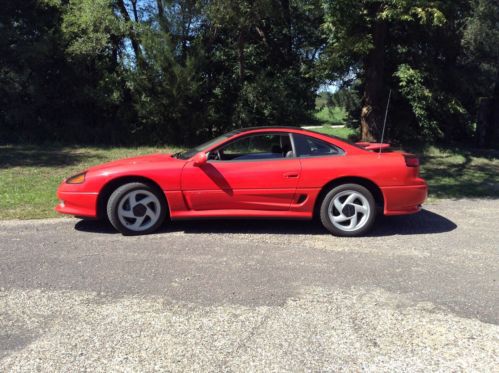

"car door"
[181, 133, 301, 211]
[292, 133, 346, 189]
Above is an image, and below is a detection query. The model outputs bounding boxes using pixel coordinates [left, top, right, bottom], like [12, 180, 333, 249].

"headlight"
[66, 172, 86, 184]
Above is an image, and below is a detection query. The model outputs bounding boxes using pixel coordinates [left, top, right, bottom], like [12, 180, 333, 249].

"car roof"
[227, 126, 343, 141]
[228, 126, 302, 134]
[227, 126, 335, 137]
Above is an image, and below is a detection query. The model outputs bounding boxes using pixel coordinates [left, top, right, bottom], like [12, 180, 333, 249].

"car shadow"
[367, 209, 457, 236]
[74, 209, 456, 237]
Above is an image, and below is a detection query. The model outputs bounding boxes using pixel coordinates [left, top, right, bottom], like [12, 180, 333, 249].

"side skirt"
[170, 209, 312, 220]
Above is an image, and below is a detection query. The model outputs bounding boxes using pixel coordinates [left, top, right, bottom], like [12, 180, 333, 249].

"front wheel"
[107, 182, 167, 235]
[319, 183, 376, 237]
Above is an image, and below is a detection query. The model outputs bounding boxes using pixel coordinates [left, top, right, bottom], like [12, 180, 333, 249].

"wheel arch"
[96, 176, 169, 220]
[313, 176, 384, 217]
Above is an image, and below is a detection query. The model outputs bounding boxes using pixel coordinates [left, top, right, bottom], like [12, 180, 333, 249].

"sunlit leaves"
[379, 1, 446, 25]
[62, 0, 126, 57]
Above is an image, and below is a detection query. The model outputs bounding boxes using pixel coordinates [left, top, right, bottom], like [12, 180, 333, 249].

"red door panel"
[181, 159, 301, 211]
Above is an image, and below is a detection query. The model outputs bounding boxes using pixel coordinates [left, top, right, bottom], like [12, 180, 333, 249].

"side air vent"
[296, 194, 307, 204]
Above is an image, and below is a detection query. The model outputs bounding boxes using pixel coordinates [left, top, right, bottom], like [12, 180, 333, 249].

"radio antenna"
[379, 89, 392, 155]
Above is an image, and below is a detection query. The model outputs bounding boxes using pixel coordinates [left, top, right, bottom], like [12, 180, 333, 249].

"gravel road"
[0, 199, 498, 371]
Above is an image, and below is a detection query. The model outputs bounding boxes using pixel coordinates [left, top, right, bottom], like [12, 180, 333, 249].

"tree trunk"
[255, 26, 269, 47]
[494, 57, 499, 99]
[156, 0, 169, 32]
[238, 30, 245, 82]
[181, 3, 193, 62]
[360, 16, 387, 142]
[476, 58, 499, 147]
[130, 0, 139, 22]
[492, 61, 499, 144]
[476, 97, 492, 147]
[487, 58, 499, 146]
[116, 0, 144, 68]
[280, 0, 293, 64]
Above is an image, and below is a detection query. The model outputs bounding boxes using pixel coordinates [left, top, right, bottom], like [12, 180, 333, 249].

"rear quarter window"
[293, 134, 343, 157]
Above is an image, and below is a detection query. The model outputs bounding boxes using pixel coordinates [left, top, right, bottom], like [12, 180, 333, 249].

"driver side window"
[210, 134, 293, 161]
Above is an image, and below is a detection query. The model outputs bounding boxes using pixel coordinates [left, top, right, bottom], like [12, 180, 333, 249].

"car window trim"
[289, 133, 297, 158]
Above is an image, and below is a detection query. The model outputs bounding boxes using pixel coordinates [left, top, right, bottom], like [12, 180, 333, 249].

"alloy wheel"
[117, 190, 161, 232]
[328, 190, 370, 232]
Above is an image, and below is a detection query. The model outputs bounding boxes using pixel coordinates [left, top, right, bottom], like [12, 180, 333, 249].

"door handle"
[283, 172, 299, 179]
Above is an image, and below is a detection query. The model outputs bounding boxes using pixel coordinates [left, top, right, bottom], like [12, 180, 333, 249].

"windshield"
[174, 131, 237, 160]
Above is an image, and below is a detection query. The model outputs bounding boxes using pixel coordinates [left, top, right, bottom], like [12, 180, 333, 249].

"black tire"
[319, 183, 376, 237]
[106, 182, 167, 235]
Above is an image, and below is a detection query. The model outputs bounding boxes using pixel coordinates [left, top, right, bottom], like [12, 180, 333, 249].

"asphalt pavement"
[0, 198, 498, 371]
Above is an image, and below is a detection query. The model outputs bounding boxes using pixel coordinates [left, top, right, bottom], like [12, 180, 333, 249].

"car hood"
[87, 153, 176, 172]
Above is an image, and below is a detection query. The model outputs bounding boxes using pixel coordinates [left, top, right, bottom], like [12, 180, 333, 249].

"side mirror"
[192, 152, 207, 167]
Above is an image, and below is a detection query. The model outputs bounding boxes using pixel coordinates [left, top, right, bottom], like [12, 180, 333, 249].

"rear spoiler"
[355, 142, 391, 151]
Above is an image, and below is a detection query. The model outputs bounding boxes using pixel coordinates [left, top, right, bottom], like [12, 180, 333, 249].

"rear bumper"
[55, 190, 98, 218]
[381, 182, 428, 216]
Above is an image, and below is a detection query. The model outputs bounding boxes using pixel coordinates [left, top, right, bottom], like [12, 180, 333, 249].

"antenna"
[379, 89, 392, 155]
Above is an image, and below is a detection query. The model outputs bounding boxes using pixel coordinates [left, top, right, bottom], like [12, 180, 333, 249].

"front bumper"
[55, 187, 98, 218]
[381, 182, 428, 216]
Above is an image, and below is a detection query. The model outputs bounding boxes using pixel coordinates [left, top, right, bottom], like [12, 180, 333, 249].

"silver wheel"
[117, 190, 161, 232]
[328, 190, 370, 232]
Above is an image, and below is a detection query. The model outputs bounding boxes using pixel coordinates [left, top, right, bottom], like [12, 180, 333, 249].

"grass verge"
[1, 129, 497, 220]
[0, 145, 180, 220]
[311, 126, 499, 199]
[417, 146, 499, 199]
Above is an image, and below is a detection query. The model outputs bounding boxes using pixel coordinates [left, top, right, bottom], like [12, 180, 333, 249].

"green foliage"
[315, 87, 360, 127]
[378, 0, 446, 24]
[319, 0, 446, 79]
[318, 0, 491, 144]
[462, 0, 499, 98]
[130, 30, 206, 144]
[0, 0, 322, 145]
[314, 106, 348, 126]
[463, 0, 499, 65]
[394, 64, 441, 140]
[0, 0, 497, 147]
[62, 0, 125, 57]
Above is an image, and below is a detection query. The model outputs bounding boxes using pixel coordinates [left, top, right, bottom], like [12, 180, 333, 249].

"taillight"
[404, 155, 419, 167]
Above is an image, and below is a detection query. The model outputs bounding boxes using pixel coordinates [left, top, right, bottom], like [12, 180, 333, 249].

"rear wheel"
[319, 183, 376, 236]
[107, 182, 167, 235]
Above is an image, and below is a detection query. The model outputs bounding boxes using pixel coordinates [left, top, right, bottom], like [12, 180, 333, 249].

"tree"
[320, 0, 446, 142]
[1, 0, 323, 145]
[463, 0, 499, 146]
[205, 0, 322, 129]
[2, 0, 494, 147]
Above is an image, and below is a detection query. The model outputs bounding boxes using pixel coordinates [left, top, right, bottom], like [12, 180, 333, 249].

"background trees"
[462, 0, 499, 147]
[0, 0, 497, 146]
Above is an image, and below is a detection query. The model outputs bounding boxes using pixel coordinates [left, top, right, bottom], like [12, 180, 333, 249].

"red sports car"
[56, 127, 427, 236]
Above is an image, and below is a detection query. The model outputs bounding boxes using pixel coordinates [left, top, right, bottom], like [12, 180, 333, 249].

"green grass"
[312, 126, 498, 199]
[313, 106, 348, 126]
[309, 125, 357, 140]
[1, 142, 497, 220]
[417, 146, 499, 199]
[0, 145, 181, 220]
